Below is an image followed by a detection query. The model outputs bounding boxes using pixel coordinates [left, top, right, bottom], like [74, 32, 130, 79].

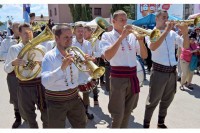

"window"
[54, 8, 57, 16]
[49, 10, 52, 17]
[94, 8, 101, 16]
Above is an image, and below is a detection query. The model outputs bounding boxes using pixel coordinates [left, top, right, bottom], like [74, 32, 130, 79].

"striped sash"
[110, 66, 140, 94]
[45, 88, 79, 102]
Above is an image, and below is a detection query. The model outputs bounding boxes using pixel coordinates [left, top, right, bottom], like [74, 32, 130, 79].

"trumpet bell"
[150, 29, 161, 43]
[66, 46, 105, 79]
[194, 17, 200, 27]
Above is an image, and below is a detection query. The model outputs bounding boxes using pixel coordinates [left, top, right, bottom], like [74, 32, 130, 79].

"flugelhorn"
[172, 16, 200, 27]
[66, 46, 105, 79]
[125, 25, 161, 43]
[14, 25, 54, 81]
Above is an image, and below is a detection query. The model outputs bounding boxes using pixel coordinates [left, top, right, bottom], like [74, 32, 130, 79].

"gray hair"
[113, 10, 127, 19]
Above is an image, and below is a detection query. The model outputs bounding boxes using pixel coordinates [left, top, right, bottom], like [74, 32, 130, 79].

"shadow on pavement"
[184, 84, 200, 99]
[128, 115, 143, 128]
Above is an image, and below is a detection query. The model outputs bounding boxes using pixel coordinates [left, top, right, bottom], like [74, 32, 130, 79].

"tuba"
[125, 24, 161, 43]
[14, 25, 54, 81]
[66, 46, 105, 79]
[89, 17, 111, 47]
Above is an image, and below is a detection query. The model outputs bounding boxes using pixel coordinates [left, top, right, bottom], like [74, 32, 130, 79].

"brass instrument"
[125, 25, 161, 43]
[31, 23, 42, 32]
[89, 17, 111, 47]
[172, 16, 200, 27]
[66, 46, 105, 79]
[14, 25, 54, 81]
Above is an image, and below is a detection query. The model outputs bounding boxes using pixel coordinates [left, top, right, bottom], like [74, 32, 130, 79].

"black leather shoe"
[157, 123, 167, 128]
[86, 112, 94, 120]
[143, 124, 150, 128]
[12, 119, 21, 128]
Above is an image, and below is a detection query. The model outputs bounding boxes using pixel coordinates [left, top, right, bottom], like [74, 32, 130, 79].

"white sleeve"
[99, 33, 112, 56]
[175, 33, 183, 48]
[4, 46, 17, 73]
[41, 54, 65, 89]
[0, 40, 8, 60]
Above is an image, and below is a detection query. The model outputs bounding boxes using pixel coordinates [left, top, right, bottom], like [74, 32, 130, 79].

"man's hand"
[12, 58, 27, 66]
[176, 22, 189, 35]
[165, 21, 175, 33]
[61, 54, 74, 71]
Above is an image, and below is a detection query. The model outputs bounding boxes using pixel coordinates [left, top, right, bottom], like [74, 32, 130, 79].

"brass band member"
[72, 24, 95, 120]
[143, 10, 189, 128]
[84, 25, 100, 105]
[1, 22, 22, 128]
[100, 10, 148, 128]
[41, 25, 87, 128]
[4, 23, 48, 128]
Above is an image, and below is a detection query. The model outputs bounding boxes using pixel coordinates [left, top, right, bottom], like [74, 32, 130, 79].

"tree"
[0, 4, 3, 26]
[68, 4, 93, 22]
[110, 4, 134, 19]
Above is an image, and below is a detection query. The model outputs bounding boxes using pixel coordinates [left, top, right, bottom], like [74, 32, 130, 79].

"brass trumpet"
[172, 16, 200, 27]
[66, 46, 105, 79]
[125, 25, 161, 43]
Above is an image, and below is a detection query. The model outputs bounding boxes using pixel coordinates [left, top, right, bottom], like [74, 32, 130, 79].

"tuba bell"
[66, 46, 105, 79]
[89, 17, 111, 47]
[14, 25, 54, 81]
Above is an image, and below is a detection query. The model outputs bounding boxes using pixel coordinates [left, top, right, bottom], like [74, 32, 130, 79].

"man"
[143, 10, 189, 128]
[100, 10, 148, 128]
[7, 20, 14, 37]
[84, 25, 101, 106]
[29, 12, 41, 37]
[0, 22, 22, 128]
[41, 25, 87, 128]
[4, 23, 48, 128]
[72, 24, 95, 120]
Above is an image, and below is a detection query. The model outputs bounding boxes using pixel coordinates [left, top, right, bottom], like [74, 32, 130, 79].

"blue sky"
[0, 4, 48, 22]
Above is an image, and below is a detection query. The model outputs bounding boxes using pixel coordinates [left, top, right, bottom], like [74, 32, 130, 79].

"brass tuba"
[125, 24, 161, 43]
[66, 46, 105, 79]
[89, 17, 111, 47]
[14, 25, 54, 81]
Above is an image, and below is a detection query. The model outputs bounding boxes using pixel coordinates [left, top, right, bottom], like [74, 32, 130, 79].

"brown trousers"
[46, 97, 87, 128]
[18, 85, 48, 128]
[7, 74, 19, 110]
[108, 77, 139, 128]
[144, 70, 177, 125]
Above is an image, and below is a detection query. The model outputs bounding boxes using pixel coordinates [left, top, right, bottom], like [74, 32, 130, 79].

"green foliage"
[0, 21, 4, 27]
[68, 4, 93, 22]
[111, 4, 134, 19]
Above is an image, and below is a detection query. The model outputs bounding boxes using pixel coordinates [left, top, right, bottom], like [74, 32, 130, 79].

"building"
[48, 4, 112, 23]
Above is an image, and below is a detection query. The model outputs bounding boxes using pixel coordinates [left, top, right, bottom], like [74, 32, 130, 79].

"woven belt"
[45, 88, 79, 102]
[153, 62, 176, 73]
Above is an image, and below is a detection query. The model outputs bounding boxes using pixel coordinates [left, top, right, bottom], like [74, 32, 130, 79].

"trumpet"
[171, 16, 200, 27]
[66, 46, 105, 79]
[125, 25, 161, 43]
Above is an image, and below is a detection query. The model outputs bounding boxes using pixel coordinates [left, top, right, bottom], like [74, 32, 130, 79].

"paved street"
[0, 61, 200, 129]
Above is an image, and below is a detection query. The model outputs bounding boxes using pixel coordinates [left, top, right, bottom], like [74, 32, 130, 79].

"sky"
[0, 4, 48, 22]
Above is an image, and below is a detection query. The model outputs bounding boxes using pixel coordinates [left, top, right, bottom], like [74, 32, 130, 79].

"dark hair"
[155, 9, 168, 18]
[29, 13, 35, 18]
[189, 32, 197, 39]
[18, 23, 31, 32]
[84, 25, 92, 32]
[113, 10, 127, 19]
[54, 25, 71, 37]
[74, 23, 84, 31]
